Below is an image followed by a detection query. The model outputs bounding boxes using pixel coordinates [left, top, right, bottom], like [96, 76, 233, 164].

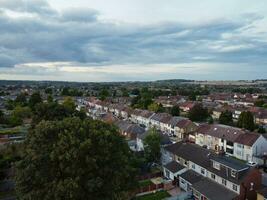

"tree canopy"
[15, 117, 137, 200]
[143, 128, 161, 164]
[237, 111, 255, 131]
[219, 110, 233, 126]
[188, 104, 209, 122]
[29, 92, 42, 109]
[170, 105, 180, 116]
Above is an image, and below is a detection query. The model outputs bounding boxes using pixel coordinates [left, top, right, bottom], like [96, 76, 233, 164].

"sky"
[0, 0, 267, 82]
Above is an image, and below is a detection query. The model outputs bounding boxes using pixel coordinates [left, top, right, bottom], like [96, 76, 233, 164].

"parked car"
[247, 161, 257, 167]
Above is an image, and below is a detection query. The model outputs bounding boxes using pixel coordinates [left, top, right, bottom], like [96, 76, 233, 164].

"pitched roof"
[192, 178, 238, 200]
[235, 132, 260, 146]
[196, 124, 244, 142]
[164, 142, 251, 184]
[126, 124, 145, 135]
[167, 116, 186, 126]
[164, 161, 185, 173]
[164, 142, 211, 169]
[150, 113, 171, 122]
[179, 169, 202, 185]
[209, 154, 248, 171]
[176, 119, 193, 129]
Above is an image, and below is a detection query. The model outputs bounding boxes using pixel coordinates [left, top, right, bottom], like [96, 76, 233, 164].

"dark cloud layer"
[0, 0, 266, 78]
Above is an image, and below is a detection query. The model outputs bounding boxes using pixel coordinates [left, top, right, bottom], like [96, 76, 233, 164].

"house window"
[211, 173, 216, 180]
[165, 170, 170, 179]
[192, 164, 196, 169]
[233, 184, 238, 191]
[226, 148, 234, 154]
[201, 168, 205, 175]
[213, 161, 220, 170]
[222, 179, 227, 186]
[231, 170, 236, 178]
[226, 141, 234, 146]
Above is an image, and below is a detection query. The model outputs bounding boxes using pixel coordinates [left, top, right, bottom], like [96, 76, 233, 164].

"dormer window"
[213, 161, 220, 170]
[231, 170, 236, 178]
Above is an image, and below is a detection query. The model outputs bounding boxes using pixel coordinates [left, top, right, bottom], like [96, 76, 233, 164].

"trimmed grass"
[139, 179, 153, 188]
[0, 125, 29, 135]
[135, 190, 171, 200]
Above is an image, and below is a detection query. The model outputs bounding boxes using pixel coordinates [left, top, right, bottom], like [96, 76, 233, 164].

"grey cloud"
[61, 8, 99, 22]
[0, 0, 266, 72]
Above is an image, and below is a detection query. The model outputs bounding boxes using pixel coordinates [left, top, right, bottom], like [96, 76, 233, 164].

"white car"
[247, 161, 257, 167]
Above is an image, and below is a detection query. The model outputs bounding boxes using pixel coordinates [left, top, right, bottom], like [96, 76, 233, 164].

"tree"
[62, 97, 76, 114]
[258, 126, 266, 134]
[148, 103, 164, 113]
[99, 89, 109, 101]
[170, 105, 180, 116]
[188, 104, 209, 122]
[237, 111, 255, 131]
[15, 93, 27, 106]
[47, 94, 54, 103]
[15, 117, 137, 200]
[143, 128, 161, 163]
[12, 106, 31, 119]
[29, 92, 42, 109]
[121, 88, 129, 97]
[219, 110, 233, 125]
[254, 100, 265, 107]
[45, 88, 53, 94]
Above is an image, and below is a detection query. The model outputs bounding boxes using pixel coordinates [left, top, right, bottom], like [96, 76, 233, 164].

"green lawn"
[0, 125, 29, 135]
[134, 190, 171, 200]
[139, 179, 153, 188]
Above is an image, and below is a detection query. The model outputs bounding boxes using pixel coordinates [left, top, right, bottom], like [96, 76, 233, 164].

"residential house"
[234, 133, 267, 162]
[149, 112, 172, 130]
[115, 120, 145, 140]
[179, 102, 196, 113]
[163, 142, 262, 200]
[195, 124, 267, 162]
[249, 107, 267, 125]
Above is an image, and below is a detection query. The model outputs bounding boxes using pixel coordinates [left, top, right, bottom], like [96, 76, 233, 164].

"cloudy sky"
[0, 0, 267, 82]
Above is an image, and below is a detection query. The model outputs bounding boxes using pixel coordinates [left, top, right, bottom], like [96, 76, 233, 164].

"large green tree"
[15, 117, 136, 200]
[170, 105, 180, 116]
[237, 111, 255, 131]
[29, 92, 42, 109]
[219, 110, 233, 125]
[143, 128, 161, 163]
[188, 104, 209, 122]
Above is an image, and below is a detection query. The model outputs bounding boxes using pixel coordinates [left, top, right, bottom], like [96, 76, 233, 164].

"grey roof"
[126, 124, 145, 135]
[164, 142, 251, 184]
[164, 161, 185, 173]
[115, 120, 131, 131]
[179, 170, 202, 185]
[167, 116, 186, 126]
[164, 142, 211, 169]
[210, 155, 248, 171]
[192, 178, 238, 200]
[197, 124, 244, 142]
